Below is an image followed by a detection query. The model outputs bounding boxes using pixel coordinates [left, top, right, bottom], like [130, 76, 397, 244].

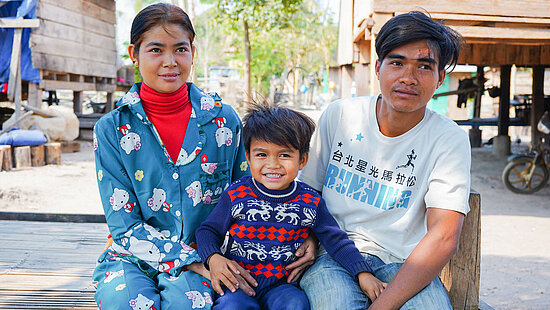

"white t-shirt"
[299, 96, 471, 263]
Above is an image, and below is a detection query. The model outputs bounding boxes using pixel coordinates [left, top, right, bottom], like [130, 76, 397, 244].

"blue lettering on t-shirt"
[323, 163, 411, 210]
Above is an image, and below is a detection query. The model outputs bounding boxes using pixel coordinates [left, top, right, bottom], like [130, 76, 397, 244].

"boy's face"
[246, 139, 308, 191]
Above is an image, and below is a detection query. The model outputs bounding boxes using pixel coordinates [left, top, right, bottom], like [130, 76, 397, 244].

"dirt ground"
[1, 138, 549, 309]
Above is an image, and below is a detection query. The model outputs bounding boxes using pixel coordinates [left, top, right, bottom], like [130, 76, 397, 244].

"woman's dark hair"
[130, 3, 195, 53]
[375, 11, 465, 72]
[243, 102, 316, 159]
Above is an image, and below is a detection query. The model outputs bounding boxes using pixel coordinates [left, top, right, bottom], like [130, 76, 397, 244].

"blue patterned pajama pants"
[93, 259, 214, 310]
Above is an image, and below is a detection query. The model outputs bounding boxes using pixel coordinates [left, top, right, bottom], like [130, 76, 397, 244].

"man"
[299, 11, 470, 309]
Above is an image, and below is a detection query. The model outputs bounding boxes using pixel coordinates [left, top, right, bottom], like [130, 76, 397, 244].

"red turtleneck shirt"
[140, 83, 192, 163]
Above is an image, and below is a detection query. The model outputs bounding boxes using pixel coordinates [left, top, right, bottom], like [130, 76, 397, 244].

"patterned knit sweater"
[196, 175, 372, 289]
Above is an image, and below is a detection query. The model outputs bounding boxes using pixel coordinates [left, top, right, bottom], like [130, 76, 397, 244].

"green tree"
[212, 0, 302, 101]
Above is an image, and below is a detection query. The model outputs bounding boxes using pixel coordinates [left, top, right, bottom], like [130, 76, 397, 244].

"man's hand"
[207, 254, 257, 296]
[358, 272, 387, 302]
[286, 234, 317, 283]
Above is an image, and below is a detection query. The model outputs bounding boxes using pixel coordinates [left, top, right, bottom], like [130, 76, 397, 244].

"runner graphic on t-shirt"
[396, 149, 417, 174]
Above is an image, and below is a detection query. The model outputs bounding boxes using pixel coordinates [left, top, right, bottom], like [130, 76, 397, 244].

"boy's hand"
[358, 272, 387, 302]
[208, 254, 257, 296]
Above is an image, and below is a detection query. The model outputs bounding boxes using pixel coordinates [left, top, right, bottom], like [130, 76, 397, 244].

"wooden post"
[13, 146, 31, 168]
[30, 145, 45, 166]
[498, 65, 511, 137]
[73, 91, 83, 114]
[354, 63, 370, 97]
[105, 92, 114, 113]
[440, 190, 481, 310]
[0, 145, 13, 171]
[341, 64, 354, 98]
[470, 66, 484, 147]
[44, 142, 61, 165]
[531, 66, 545, 145]
[27, 82, 43, 109]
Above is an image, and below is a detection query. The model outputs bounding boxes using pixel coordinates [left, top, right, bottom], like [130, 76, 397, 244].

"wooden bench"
[0, 190, 484, 309]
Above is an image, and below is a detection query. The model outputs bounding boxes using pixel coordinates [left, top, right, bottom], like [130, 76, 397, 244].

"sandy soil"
[1, 139, 549, 309]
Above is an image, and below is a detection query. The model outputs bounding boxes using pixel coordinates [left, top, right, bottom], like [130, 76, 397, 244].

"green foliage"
[197, 0, 336, 94]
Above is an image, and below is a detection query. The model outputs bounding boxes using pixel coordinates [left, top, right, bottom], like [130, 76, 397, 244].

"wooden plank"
[60, 141, 81, 153]
[0, 145, 12, 171]
[36, 1, 116, 37]
[426, 12, 550, 26]
[31, 54, 117, 78]
[30, 145, 45, 167]
[373, 0, 550, 19]
[337, 0, 355, 65]
[440, 190, 480, 310]
[38, 79, 115, 93]
[541, 45, 550, 65]
[85, 0, 116, 11]
[7, 28, 22, 102]
[44, 142, 61, 165]
[0, 18, 40, 28]
[33, 19, 116, 51]
[41, 0, 116, 25]
[451, 25, 550, 41]
[30, 34, 116, 65]
[13, 146, 31, 168]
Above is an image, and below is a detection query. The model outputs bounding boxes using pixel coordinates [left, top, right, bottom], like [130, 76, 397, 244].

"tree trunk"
[243, 19, 252, 103]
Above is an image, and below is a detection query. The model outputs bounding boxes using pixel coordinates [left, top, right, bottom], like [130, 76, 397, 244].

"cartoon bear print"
[104, 270, 124, 283]
[200, 96, 214, 111]
[215, 127, 233, 147]
[127, 236, 165, 269]
[93, 132, 98, 151]
[129, 293, 155, 310]
[147, 188, 172, 212]
[117, 124, 141, 155]
[110, 188, 134, 212]
[142, 224, 171, 241]
[185, 180, 203, 207]
[185, 291, 213, 309]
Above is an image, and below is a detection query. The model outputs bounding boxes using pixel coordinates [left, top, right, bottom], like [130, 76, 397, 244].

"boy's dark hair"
[375, 11, 465, 72]
[242, 103, 316, 159]
[131, 3, 195, 54]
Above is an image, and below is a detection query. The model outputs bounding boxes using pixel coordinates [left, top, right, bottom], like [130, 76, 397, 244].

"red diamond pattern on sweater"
[288, 193, 321, 207]
[229, 224, 309, 241]
[238, 262, 288, 279]
[228, 185, 257, 202]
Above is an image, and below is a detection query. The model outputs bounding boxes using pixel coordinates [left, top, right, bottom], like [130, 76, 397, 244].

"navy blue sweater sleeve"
[312, 198, 373, 276]
[195, 191, 234, 269]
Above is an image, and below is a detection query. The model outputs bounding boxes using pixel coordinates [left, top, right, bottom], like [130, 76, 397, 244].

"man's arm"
[369, 208, 464, 309]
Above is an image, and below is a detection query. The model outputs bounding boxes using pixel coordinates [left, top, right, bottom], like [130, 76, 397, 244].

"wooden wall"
[30, 0, 117, 83]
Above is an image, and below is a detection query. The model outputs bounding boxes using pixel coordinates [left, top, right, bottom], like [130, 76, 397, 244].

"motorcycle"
[502, 111, 550, 194]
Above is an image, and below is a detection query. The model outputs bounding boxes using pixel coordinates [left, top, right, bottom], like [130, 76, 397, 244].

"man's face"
[375, 40, 445, 117]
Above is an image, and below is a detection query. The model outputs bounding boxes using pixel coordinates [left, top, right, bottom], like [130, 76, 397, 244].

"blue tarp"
[0, 0, 40, 84]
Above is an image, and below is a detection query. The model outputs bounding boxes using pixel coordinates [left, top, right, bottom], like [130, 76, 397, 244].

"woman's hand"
[285, 234, 317, 283]
[186, 262, 210, 279]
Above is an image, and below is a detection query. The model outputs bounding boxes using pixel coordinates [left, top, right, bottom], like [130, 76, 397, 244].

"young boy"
[196, 103, 386, 309]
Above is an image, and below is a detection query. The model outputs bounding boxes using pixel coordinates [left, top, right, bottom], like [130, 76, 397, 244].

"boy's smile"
[246, 140, 308, 191]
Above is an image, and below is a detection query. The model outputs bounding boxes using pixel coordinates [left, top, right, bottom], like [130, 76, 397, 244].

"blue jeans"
[214, 282, 310, 310]
[301, 252, 452, 310]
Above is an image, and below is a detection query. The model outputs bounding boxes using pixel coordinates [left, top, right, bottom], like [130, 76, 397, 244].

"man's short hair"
[242, 103, 315, 159]
[375, 11, 465, 72]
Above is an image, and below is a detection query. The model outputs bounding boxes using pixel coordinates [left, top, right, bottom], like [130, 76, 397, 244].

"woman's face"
[129, 23, 195, 93]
